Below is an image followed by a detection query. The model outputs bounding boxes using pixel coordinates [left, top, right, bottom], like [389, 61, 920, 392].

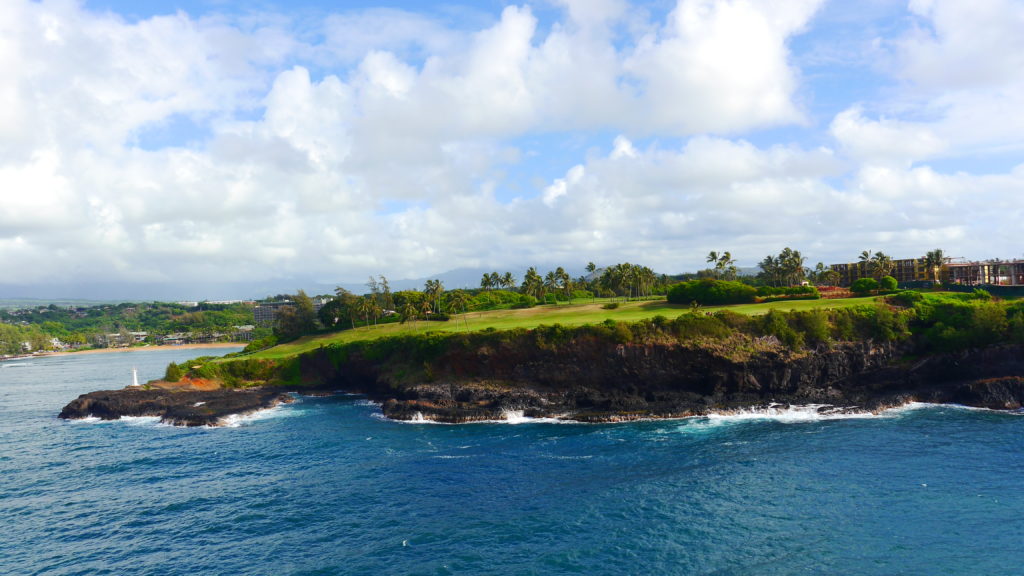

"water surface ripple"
[2, 349, 1022, 575]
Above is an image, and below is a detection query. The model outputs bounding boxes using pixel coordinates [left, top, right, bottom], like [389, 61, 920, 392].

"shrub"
[571, 290, 594, 300]
[425, 313, 450, 322]
[850, 277, 879, 295]
[971, 288, 993, 301]
[244, 335, 278, 353]
[756, 285, 820, 297]
[672, 314, 732, 340]
[879, 276, 898, 291]
[602, 302, 620, 310]
[666, 279, 757, 306]
[164, 362, 182, 382]
[887, 290, 923, 307]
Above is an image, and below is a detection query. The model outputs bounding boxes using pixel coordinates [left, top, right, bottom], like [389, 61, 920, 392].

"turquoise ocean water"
[2, 348, 1023, 575]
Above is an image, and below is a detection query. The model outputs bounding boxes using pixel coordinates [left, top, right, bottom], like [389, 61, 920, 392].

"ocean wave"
[378, 409, 571, 426]
[118, 416, 164, 426]
[702, 403, 879, 424]
[217, 403, 296, 428]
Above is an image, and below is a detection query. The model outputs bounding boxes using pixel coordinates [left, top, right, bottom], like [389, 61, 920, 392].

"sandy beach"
[1, 342, 244, 362]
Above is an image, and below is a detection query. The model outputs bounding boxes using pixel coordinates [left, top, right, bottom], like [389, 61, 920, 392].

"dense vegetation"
[0, 301, 260, 354]
[182, 287, 1024, 389]
[666, 279, 758, 305]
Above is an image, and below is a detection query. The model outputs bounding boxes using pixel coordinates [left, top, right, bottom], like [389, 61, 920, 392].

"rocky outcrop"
[59, 387, 293, 426]
[302, 339, 1024, 423]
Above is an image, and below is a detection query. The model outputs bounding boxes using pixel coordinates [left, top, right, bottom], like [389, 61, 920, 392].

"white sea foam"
[702, 403, 880, 424]
[217, 403, 293, 428]
[68, 415, 103, 424]
[118, 415, 163, 426]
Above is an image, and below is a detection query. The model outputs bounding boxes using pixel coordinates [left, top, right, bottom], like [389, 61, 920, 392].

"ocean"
[2, 348, 1023, 575]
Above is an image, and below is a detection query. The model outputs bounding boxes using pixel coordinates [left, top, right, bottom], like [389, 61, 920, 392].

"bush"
[243, 335, 278, 353]
[756, 285, 820, 297]
[971, 288, 992, 301]
[602, 302, 620, 310]
[887, 290, 924, 307]
[850, 277, 879, 295]
[666, 279, 757, 306]
[571, 290, 594, 300]
[425, 313, 450, 322]
[164, 362, 182, 382]
[879, 276, 898, 291]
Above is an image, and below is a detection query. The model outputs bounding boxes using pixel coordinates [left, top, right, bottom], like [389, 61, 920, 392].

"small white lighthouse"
[130, 367, 140, 387]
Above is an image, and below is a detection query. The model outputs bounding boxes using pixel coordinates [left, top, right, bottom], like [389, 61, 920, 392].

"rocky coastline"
[59, 387, 293, 426]
[58, 339, 1024, 426]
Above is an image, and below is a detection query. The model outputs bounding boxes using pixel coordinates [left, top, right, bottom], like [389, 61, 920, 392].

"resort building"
[829, 258, 931, 287]
[254, 301, 293, 326]
[829, 255, 1024, 287]
[945, 259, 1024, 286]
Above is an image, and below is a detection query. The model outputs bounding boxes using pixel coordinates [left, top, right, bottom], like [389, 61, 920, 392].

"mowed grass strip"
[243, 295, 880, 360]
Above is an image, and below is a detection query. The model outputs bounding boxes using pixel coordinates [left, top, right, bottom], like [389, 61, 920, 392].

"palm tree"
[368, 300, 382, 328]
[446, 290, 471, 329]
[489, 272, 501, 292]
[758, 255, 781, 287]
[480, 273, 493, 291]
[924, 249, 945, 284]
[707, 251, 736, 280]
[354, 297, 371, 330]
[400, 301, 418, 331]
[871, 251, 894, 279]
[521, 267, 543, 299]
[555, 267, 571, 301]
[544, 270, 560, 303]
[501, 272, 516, 291]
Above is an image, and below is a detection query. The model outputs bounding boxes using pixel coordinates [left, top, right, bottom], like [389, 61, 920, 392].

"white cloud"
[829, 107, 946, 166]
[623, 0, 823, 134]
[0, 0, 1021, 292]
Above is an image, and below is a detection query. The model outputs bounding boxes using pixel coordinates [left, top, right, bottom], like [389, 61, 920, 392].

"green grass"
[241, 295, 881, 360]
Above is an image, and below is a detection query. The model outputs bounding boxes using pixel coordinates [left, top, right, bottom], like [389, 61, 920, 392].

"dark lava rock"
[59, 387, 293, 427]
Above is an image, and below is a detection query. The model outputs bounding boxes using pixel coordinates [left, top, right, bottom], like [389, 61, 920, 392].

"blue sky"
[1, 0, 1023, 296]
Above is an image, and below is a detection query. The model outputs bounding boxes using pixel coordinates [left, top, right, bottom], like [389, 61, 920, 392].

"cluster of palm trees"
[757, 247, 809, 287]
[599, 263, 658, 300]
[480, 271, 517, 291]
[705, 251, 738, 280]
[519, 266, 573, 301]
[423, 279, 445, 314]
[858, 250, 895, 279]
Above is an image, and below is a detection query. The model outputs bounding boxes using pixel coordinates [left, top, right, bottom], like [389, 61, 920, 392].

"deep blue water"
[2, 349, 1023, 575]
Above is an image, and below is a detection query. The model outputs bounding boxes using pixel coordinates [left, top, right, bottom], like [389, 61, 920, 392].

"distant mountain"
[0, 266, 601, 304]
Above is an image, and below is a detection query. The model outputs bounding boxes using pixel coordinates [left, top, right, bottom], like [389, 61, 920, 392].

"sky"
[1, 0, 1023, 298]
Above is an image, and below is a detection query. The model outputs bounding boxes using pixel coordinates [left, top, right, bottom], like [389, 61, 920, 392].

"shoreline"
[1, 342, 244, 362]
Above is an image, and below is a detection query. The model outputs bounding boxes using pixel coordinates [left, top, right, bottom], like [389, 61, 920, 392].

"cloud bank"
[0, 0, 1022, 295]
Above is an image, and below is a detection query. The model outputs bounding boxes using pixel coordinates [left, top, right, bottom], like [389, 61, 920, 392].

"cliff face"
[59, 334, 1024, 425]
[294, 337, 1024, 422]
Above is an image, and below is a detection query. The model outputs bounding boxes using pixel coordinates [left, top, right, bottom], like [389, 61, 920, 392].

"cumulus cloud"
[0, 0, 1021, 293]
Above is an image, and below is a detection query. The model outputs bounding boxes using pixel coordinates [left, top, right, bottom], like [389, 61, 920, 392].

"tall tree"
[521, 267, 544, 299]
[501, 272, 516, 291]
[446, 290, 471, 329]
[923, 249, 945, 284]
